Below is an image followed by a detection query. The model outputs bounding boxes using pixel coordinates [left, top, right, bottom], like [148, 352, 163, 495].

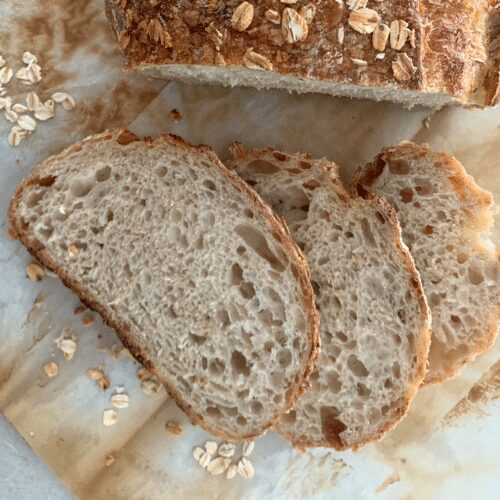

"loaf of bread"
[105, 0, 500, 108]
[353, 142, 499, 384]
[8, 129, 321, 441]
[228, 146, 430, 450]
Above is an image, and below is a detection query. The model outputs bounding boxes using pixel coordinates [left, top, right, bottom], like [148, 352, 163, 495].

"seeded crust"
[352, 142, 499, 385]
[105, 0, 499, 107]
[228, 147, 431, 450]
[8, 129, 320, 441]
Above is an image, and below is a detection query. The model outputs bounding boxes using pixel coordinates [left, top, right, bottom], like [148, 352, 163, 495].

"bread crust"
[352, 141, 500, 386]
[8, 129, 321, 442]
[227, 147, 431, 450]
[105, 0, 499, 107]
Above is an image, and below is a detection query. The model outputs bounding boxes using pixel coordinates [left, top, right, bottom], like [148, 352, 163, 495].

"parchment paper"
[1, 1, 499, 499]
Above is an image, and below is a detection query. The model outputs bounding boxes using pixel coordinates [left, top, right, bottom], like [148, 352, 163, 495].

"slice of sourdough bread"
[353, 142, 499, 385]
[227, 146, 431, 450]
[8, 130, 320, 441]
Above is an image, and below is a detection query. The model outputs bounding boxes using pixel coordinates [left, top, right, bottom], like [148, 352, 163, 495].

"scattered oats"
[52, 92, 75, 110]
[215, 52, 226, 66]
[282, 8, 308, 44]
[165, 421, 183, 436]
[137, 367, 151, 380]
[242, 441, 255, 457]
[5, 109, 18, 123]
[217, 442, 236, 458]
[74, 305, 86, 315]
[0, 55, 5, 68]
[87, 367, 105, 380]
[352, 58, 368, 66]
[205, 441, 218, 455]
[409, 29, 416, 48]
[347, 0, 368, 10]
[8, 125, 27, 146]
[390, 20, 411, 50]
[348, 8, 380, 34]
[105, 454, 115, 466]
[18, 114, 37, 132]
[26, 92, 41, 112]
[0, 66, 13, 84]
[82, 314, 94, 327]
[34, 99, 55, 121]
[141, 377, 162, 395]
[198, 451, 212, 468]
[118, 31, 131, 49]
[97, 376, 111, 391]
[226, 464, 238, 479]
[298, 4, 316, 24]
[242, 49, 273, 71]
[265, 9, 281, 24]
[392, 53, 417, 81]
[207, 457, 231, 475]
[103, 409, 118, 426]
[12, 103, 28, 113]
[192, 446, 204, 462]
[372, 23, 390, 52]
[22, 51, 37, 65]
[26, 262, 45, 282]
[237, 457, 255, 479]
[68, 244, 79, 257]
[43, 361, 58, 378]
[111, 392, 130, 409]
[338, 25, 345, 45]
[231, 2, 254, 32]
[375, 52, 386, 60]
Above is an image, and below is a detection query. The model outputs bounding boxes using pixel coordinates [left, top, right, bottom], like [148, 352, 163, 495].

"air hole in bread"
[303, 180, 320, 190]
[231, 262, 243, 285]
[70, 178, 94, 198]
[271, 371, 285, 389]
[393, 334, 402, 345]
[95, 165, 111, 182]
[375, 211, 386, 224]
[252, 401, 264, 414]
[436, 210, 446, 221]
[273, 152, 288, 161]
[237, 389, 249, 399]
[189, 333, 206, 345]
[217, 309, 230, 328]
[203, 179, 217, 191]
[415, 181, 434, 195]
[27, 190, 45, 208]
[277, 348, 292, 367]
[388, 159, 410, 175]
[236, 416, 247, 426]
[345, 231, 354, 238]
[244, 208, 254, 219]
[209, 358, 225, 376]
[281, 410, 296, 424]
[319, 210, 330, 222]
[206, 406, 222, 418]
[155, 165, 168, 177]
[399, 188, 413, 203]
[201, 356, 208, 370]
[320, 406, 345, 446]
[347, 354, 369, 377]
[234, 224, 286, 272]
[381, 405, 390, 416]
[335, 330, 348, 342]
[392, 361, 401, 378]
[423, 225, 434, 235]
[300, 161, 312, 170]
[468, 265, 484, 285]
[231, 351, 250, 377]
[345, 340, 357, 350]
[384, 378, 394, 389]
[397, 309, 406, 324]
[356, 383, 371, 398]
[360, 218, 376, 247]
[40, 226, 54, 239]
[328, 372, 342, 393]
[450, 315, 462, 328]
[236, 245, 246, 255]
[248, 159, 281, 174]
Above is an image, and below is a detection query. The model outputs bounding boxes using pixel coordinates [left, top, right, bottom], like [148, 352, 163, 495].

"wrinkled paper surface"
[0, 1, 499, 499]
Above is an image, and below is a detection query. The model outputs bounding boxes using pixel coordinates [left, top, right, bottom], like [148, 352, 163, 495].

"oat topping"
[265, 9, 281, 25]
[280, 0, 298, 4]
[390, 20, 411, 50]
[26, 262, 45, 282]
[351, 58, 368, 66]
[348, 8, 380, 34]
[103, 409, 118, 426]
[372, 23, 390, 52]
[43, 361, 58, 378]
[242, 49, 273, 71]
[392, 53, 417, 81]
[282, 8, 308, 44]
[206, 22, 227, 48]
[347, 0, 368, 10]
[165, 421, 183, 436]
[231, 2, 254, 32]
[338, 25, 345, 45]
[298, 4, 316, 25]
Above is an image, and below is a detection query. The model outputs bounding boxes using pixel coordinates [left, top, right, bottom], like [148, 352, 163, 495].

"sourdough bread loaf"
[353, 142, 499, 384]
[8, 130, 320, 441]
[105, 0, 500, 108]
[228, 146, 431, 449]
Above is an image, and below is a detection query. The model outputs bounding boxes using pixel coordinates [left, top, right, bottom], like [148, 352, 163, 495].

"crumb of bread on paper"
[169, 108, 182, 122]
[43, 361, 58, 378]
[26, 262, 45, 282]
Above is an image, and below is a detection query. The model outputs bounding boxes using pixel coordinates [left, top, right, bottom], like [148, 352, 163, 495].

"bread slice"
[353, 142, 499, 385]
[8, 130, 320, 441]
[227, 146, 430, 450]
[105, 0, 499, 108]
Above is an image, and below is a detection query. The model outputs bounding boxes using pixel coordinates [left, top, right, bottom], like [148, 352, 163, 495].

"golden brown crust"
[105, 0, 498, 106]
[352, 141, 500, 386]
[8, 129, 320, 442]
[226, 147, 431, 450]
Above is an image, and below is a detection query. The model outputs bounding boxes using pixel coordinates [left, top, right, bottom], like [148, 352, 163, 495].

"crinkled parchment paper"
[0, 1, 499, 499]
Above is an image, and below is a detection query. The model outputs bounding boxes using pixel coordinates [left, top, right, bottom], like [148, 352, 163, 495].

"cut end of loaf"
[353, 142, 499, 385]
[9, 130, 320, 441]
[228, 147, 431, 450]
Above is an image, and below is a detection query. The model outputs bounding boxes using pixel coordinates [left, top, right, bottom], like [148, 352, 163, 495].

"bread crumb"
[165, 421, 183, 436]
[169, 108, 182, 123]
[97, 376, 111, 391]
[82, 314, 94, 327]
[26, 262, 45, 282]
[43, 361, 58, 378]
[86, 367, 104, 380]
[105, 453, 115, 466]
[74, 305, 86, 315]
[103, 409, 118, 426]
